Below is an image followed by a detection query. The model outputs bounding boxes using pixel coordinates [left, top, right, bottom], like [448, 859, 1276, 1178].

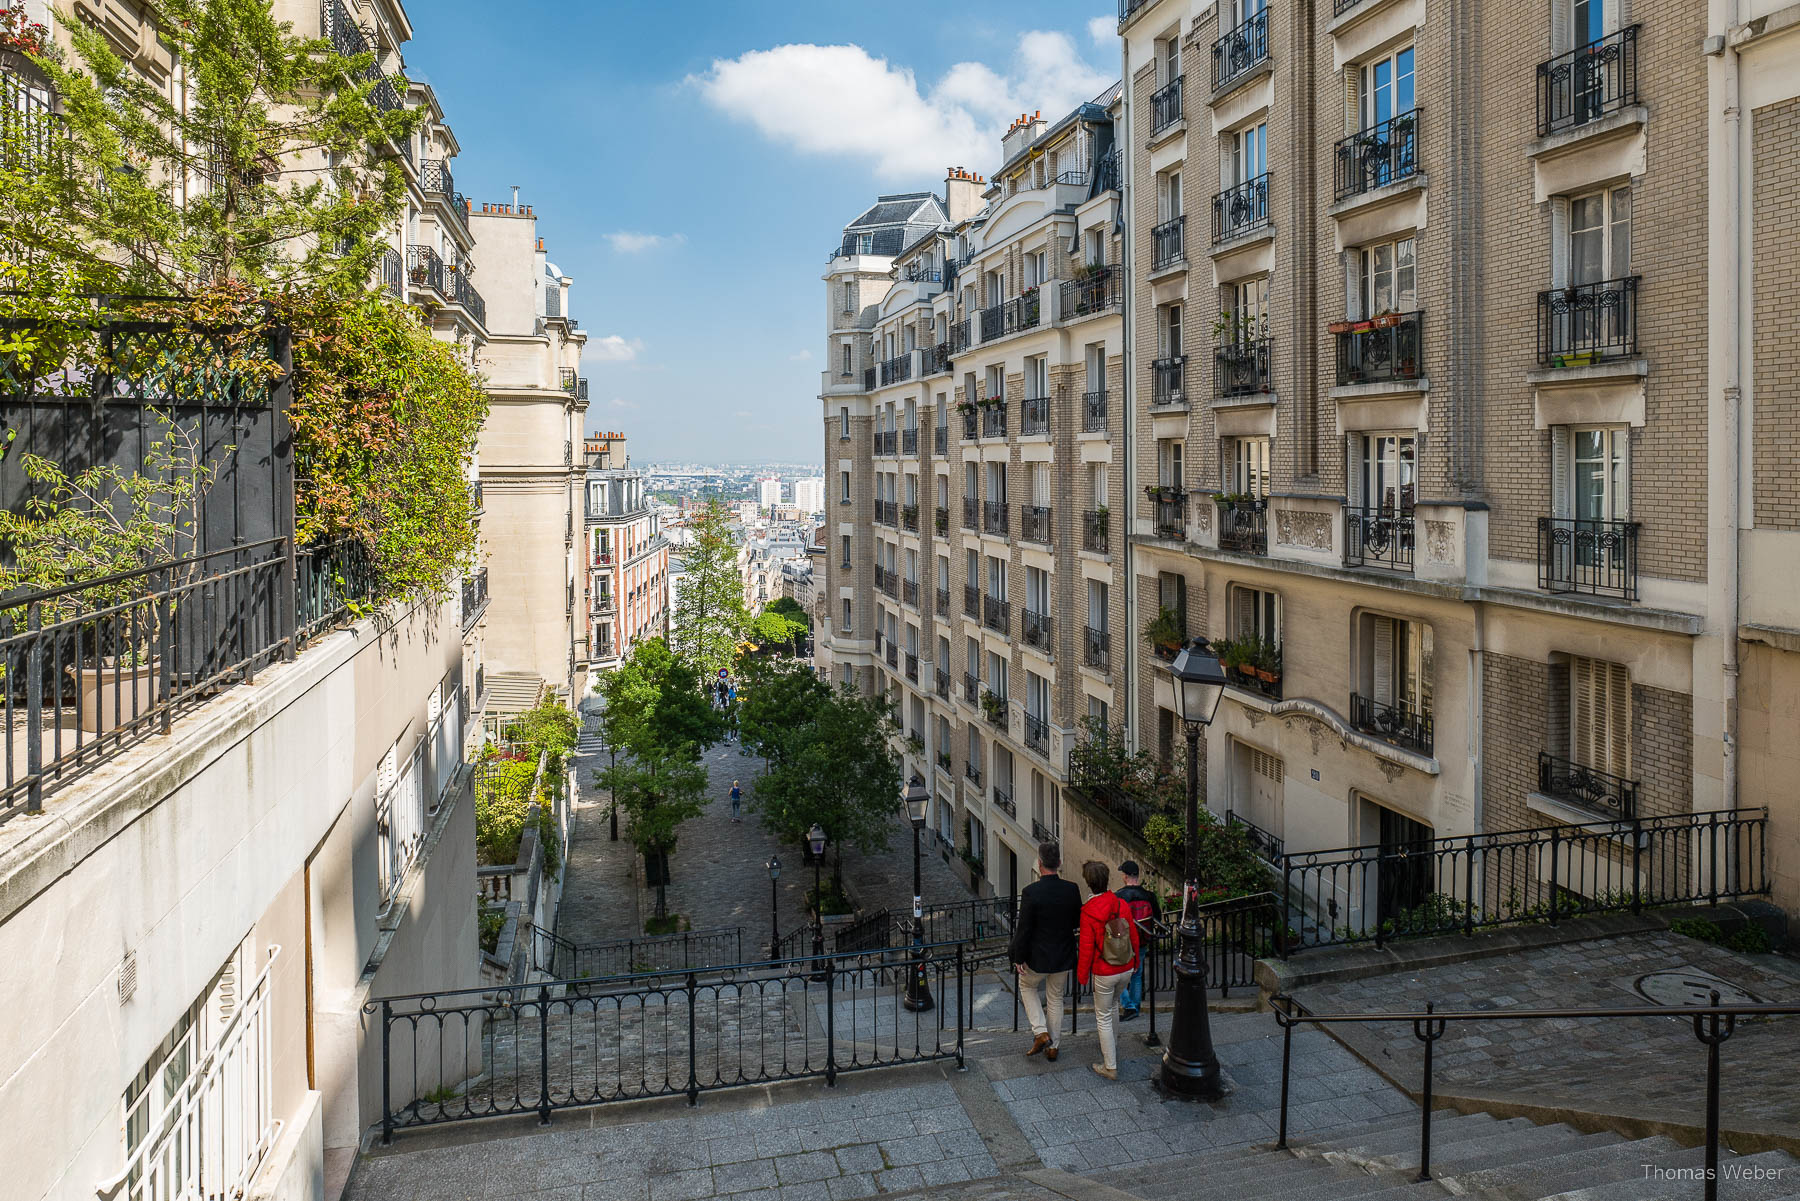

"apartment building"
[1112, 0, 1797, 921]
[468, 205, 591, 707]
[820, 95, 1130, 901]
[583, 431, 670, 674]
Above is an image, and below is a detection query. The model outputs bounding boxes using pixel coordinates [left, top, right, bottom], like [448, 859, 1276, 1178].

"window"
[1360, 46, 1415, 129]
[1028, 462, 1050, 507]
[965, 548, 979, 588]
[840, 534, 850, 566]
[856, 233, 873, 254]
[1085, 343, 1106, 392]
[984, 364, 1004, 402]
[937, 556, 950, 589]
[842, 597, 852, 630]
[1025, 566, 1050, 613]
[1569, 655, 1630, 776]
[1223, 277, 1269, 343]
[1569, 184, 1631, 286]
[964, 461, 979, 501]
[1086, 228, 1106, 267]
[986, 555, 1008, 601]
[985, 462, 1007, 505]
[840, 471, 851, 502]
[987, 652, 1009, 700]
[985, 270, 1005, 307]
[1357, 612, 1433, 723]
[841, 345, 852, 378]
[1162, 34, 1182, 83]
[1569, 0, 1608, 50]
[1159, 170, 1183, 221]
[1088, 463, 1108, 507]
[842, 281, 856, 312]
[1024, 249, 1046, 288]
[966, 636, 980, 678]
[1227, 437, 1270, 496]
[1357, 434, 1416, 514]
[839, 407, 850, 438]
[937, 475, 949, 507]
[1158, 571, 1188, 631]
[1158, 439, 1185, 488]
[1026, 672, 1050, 721]
[1160, 304, 1183, 356]
[843, 663, 854, 687]
[1554, 427, 1629, 523]
[1359, 237, 1417, 317]
[1231, 586, 1280, 645]
[1087, 579, 1109, 630]
[1228, 122, 1268, 186]
[1026, 356, 1048, 400]
[1087, 695, 1110, 727]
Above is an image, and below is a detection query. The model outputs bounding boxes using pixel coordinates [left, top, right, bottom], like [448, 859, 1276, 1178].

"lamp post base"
[902, 951, 935, 1012]
[1157, 927, 1224, 1102]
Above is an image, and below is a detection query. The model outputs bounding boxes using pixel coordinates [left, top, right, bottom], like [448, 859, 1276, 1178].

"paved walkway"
[554, 720, 642, 948]
[1292, 928, 1800, 1138]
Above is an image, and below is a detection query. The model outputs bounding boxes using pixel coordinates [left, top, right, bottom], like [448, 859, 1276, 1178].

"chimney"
[944, 167, 983, 224]
[511, 185, 520, 209]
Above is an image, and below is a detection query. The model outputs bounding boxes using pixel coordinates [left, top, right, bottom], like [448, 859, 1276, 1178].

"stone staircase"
[1106, 1110, 1800, 1201]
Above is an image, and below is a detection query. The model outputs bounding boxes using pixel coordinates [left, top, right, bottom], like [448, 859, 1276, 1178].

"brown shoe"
[1091, 1063, 1117, 1081]
[1046, 1045, 1059, 1062]
[1026, 1033, 1051, 1057]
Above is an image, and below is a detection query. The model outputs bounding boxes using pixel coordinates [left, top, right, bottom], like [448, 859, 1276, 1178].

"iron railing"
[1118, 0, 1154, 28]
[934, 427, 948, 455]
[450, 268, 486, 328]
[370, 942, 983, 1139]
[863, 366, 876, 390]
[1538, 25, 1639, 136]
[1082, 510, 1110, 554]
[1213, 173, 1271, 243]
[1151, 356, 1187, 407]
[381, 247, 404, 298]
[1215, 337, 1272, 396]
[322, 0, 402, 112]
[1020, 505, 1052, 544]
[904, 652, 918, 683]
[901, 503, 919, 531]
[1276, 806, 1769, 954]
[1060, 267, 1121, 320]
[926, 343, 951, 375]
[885, 643, 897, 669]
[1084, 626, 1110, 669]
[981, 404, 1007, 439]
[1345, 506, 1414, 571]
[530, 926, 744, 979]
[1081, 389, 1108, 432]
[1538, 516, 1640, 599]
[902, 579, 918, 607]
[982, 595, 1010, 633]
[1212, 7, 1271, 92]
[991, 784, 1015, 816]
[951, 317, 971, 353]
[1334, 108, 1421, 201]
[934, 584, 950, 613]
[1272, 988, 1798, 1201]
[1349, 693, 1434, 754]
[979, 303, 1004, 342]
[965, 760, 982, 787]
[1537, 276, 1639, 365]
[1150, 75, 1185, 134]
[1020, 395, 1049, 435]
[1022, 609, 1052, 652]
[1216, 497, 1268, 555]
[1537, 750, 1638, 819]
[962, 497, 979, 531]
[1336, 311, 1425, 386]
[935, 668, 950, 699]
[961, 410, 979, 441]
[963, 584, 980, 617]
[983, 500, 1009, 536]
[407, 244, 445, 295]
[1023, 713, 1050, 754]
[461, 567, 489, 630]
[0, 62, 64, 175]
[1154, 493, 1186, 540]
[880, 354, 912, 385]
[1152, 216, 1186, 270]
[1226, 810, 1283, 861]
[1009, 293, 1042, 333]
[964, 672, 980, 704]
[934, 507, 949, 535]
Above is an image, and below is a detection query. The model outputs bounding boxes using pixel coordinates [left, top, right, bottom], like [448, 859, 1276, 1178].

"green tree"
[736, 657, 831, 767]
[670, 499, 750, 680]
[766, 596, 812, 629]
[598, 740, 708, 920]
[595, 638, 721, 757]
[750, 608, 807, 655]
[20, 0, 418, 294]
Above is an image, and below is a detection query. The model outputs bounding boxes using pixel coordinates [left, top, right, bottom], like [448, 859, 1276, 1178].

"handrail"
[1270, 991, 1800, 1199]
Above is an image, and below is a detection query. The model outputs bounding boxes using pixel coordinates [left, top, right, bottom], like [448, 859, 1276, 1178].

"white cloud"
[690, 33, 1112, 180]
[1087, 16, 1115, 47]
[608, 396, 637, 409]
[588, 335, 646, 362]
[788, 349, 813, 362]
[734, 409, 753, 419]
[605, 231, 686, 254]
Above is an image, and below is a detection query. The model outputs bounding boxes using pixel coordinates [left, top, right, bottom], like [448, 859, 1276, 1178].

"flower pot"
[1372, 313, 1402, 329]
[75, 659, 161, 734]
[1351, 321, 1373, 333]
[1255, 668, 1279, 684]
[1327, 321, 1353, 335]
[1235, 663, 1258, 680]
[1153, 640, 1180, 661]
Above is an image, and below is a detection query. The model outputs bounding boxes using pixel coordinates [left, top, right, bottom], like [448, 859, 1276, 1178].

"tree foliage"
[670, 499, 749, 680]
[750, 608, 807, 653]
[766, 596, 812, 629]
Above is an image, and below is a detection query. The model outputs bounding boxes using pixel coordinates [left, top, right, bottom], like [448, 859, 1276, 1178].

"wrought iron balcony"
[1350, 693, 1434, 755]
[863, 366, 876, 390]
[1335, 108, 1421, 201]
[1023, 609, 1053, 653]
[1538, 276, 1639, 366]
[1213, 174, 1271, 243]
[1118, 0, 1153, 28]
[1084, 625, 1110, 670]
[1345, 506, 1415, 572]
[1021, 395, 1049, 436]
[1009, 293, 1042, 333]
[1151, 490, 1186, 540]
[462, 566, 489, 630]
[1539, 25, 1639, 137]
[1336, 310, 1425, 386]
[1021, 505, 1052, 544]
[1216, 497, 1268, 555]
[451, 270, 487, 327]
[902, 428, 918, 455]
[961, 410, 979, 441]
[905, 652, 918, 682]
[382, 247, 403, 298]
[964, 583, 981, 618]
[880, 353, 913, 385]
[1152, 216, 1186, 270]
[1032, 819, 1058, 844]
[903, 579, 918, 607]
[323, 0, 402, 112]
[962, 497, 979, 531]
[1151, 356, 1187, 407]
[1082, 510, 1110, 554]
[407, 244, 445, 295]
[979, 303, 1005, 341]
[1060, 267, 1121, 320]
[935, 669, 951, 699]
[983, 595, 1010, 634]
[1538, 751, 1638, 819]
[936, 586, 950, 614]
[951, 317, 972, 353]
[1150, 76, 1185, 135]
[983, 500, 1009, 536]
[1081, 389, 1108, 432]
[1226, 810, 1284, 862]
[934, 506, 949, 535]
[934, 427, 948, 455]
[1538, 516, 1640, 600]
[886, 643, 898, 668]
[591, 592, 615, 617]
[1212, 6, 1270, 93]
[991, 783, 1016, 815]
[901, 503, 919, 532]
[1023, 713, 1050, 754]
[925, 343, 952, 375]
[1215, 337, 1272, 397]
[965, 760, 983, 787]
[965, 672, 981, 704]
[420, 157, 458, 204]
[981, 404, 1007, 439]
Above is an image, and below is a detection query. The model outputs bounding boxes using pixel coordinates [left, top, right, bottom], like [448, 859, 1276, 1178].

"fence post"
[685, 971, 700, 1106]
[537, 985, 552, 1125]
[1630, 816, 1643, 915]
[1276, 1006, 1293, 1149]
[1692, 989, 1735, 1201]
[955, 944, 966, 1070]
[25, 601, 42, 813]
[1414, 1003, 1446, 1182]
[1144, 926, 1161, 1049]
[824, 956, 837, 1086]
[1463, 840, 1476, 936]
[1547, 827, 1561, 926]
[379, 999, 393, 1146]
[1279, 857, 1292, 958]
[1709, 813, 1720, 907]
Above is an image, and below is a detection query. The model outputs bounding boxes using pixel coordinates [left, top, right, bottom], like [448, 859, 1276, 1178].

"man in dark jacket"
[1114, 860, 1161, 1020]
[1009, 841, 1082, 1059]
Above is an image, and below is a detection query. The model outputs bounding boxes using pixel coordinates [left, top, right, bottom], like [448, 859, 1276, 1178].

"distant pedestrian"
[1009, 841, 1081, 1062]
[1114, 860, 1160, 1021]
[730, 780, 742, 821]
[1078, 860, 1139, 1081]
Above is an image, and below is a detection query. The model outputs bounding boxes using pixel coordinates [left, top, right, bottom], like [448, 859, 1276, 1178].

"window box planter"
[1327, 320, 1354, 335]
[1371, 312, 1403, 330]
[1350, 320, 1374, 333]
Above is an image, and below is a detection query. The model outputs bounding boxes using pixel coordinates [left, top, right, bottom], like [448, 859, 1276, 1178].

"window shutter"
[1605, 661, 1631, 776]
[1371, 617, 1395, 706]
[1615, 431, 1631, 518]
[1572, 656, 1595, 765]
[1348, 436, 1366, 507]
[1550, 426, 1573, 518]
[1344, 250, 1364, 321]
[1550, 197, 1572, 288]
[1345, 67, 1360, 133]
[1234, 588, 1255, 639]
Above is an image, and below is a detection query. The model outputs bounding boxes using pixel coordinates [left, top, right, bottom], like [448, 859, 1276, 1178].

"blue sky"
[410, 1, 1120, 465]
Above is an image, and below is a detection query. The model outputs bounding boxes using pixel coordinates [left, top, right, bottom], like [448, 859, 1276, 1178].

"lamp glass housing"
[903, 778, 929, 828]
[808, 823, 826, 857]
[1169, 640, 1228, 728]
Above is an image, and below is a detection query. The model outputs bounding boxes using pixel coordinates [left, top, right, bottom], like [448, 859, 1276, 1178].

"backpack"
[1100, 897, 1134, 968]
[1119, 889, 1155, 928]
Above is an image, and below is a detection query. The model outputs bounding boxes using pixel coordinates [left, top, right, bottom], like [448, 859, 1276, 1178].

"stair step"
[1341, 1121, 1577, 1176]
[1115, 1152, 1346, 1193]
[1427, 1128, 1624, 1179]
[1448, 1136, 1685, 1199]
[1305, 1112, 1511, 1159]
[1535, 1145, 1707, 1201]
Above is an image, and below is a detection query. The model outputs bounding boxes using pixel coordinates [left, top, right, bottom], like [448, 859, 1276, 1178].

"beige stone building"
[1110, 0, 1797, 926]
[819, 95, 1133, 900]
[582, 431, 670, 676]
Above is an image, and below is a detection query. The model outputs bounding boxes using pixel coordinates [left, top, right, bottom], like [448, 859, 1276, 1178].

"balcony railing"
[1152, 491, 1186, 540]
[886, 643, 898, 668]
[1538, 750, 1638, 819]
[1084, 625, 1110, 670]
[1082, 510, 1110, 554]
[407, 244, 445, 295]
[992, 783, 1015, 815]
[934, 427, 948, 456]
[1538, 25, 1640, 137]
[880, 354, 913, 385]
[904, 652, 918, 683]
[1335, 310, 1425, 386]
[1151, 356, 1187, 407]
[961, 410, 978, 441]
[903, 579, 919, 607]
[1215, 338, 1272, 397]
[1060, 267, 1121, 320]
[936, 669, 951, 699]
[979, 303, 1004, 342]
[1226, 810, 1284, 862]
[1008, 293, 1042, 334]
[1151, 216, 1186, 270]
[934, 506, 949, 535]
[901, 503, 919, 532]
[1213, 174, 1271, 243]
[323, 0, 402, 112]
[926, 343, 951, 375]
[1345, 506, 1415, 572]
[983, 595, 1010, 634]
[1538, 516, 1640, 600]
[462, 566, 489, 630]
[951, 317, 972, 353]
[1032, 819, 1059, 845]
[965, 672, 981, 704]
[1349, 693, 1434, 756]
[1212, 7, 1270, 93]
[1216, 497, 1268, 555]
[982, 500, 1009, 536]
[1023, 609, 1052, 653]
[1150, 75, 1185, 135]
[1537, 276, 1639, 366]
[936, 586, 950, 614]
[964, 583, 981, 618]
[965, 760, 983, 788]
[962, 498, 979, 532]
[382, 247, 404, 298]
[1335, 108, 1421, 201]
[450, 270, 487, 328]
[1023, 713, 1050, 754]
[1021, 505, 1052, 544]
[902, 428, 918, 456]
[1118, 0, 1154, 28]
[863, 366, 877, 390]
[1081, 389, 1108, 432]
[981, 404, 1007, 439]
[1021, 396, 1049, 436]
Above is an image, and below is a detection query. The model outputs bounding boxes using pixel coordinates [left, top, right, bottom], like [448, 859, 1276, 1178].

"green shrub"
[477, 902, 505, 955]
[1670, 918, 1726, 945]
[1726, 925, 1772, 954]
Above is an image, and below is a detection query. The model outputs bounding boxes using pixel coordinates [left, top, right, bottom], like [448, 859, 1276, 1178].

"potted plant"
[1372, 310, 1402, 330]
[1143, 606, 1183, 660]
[980, 690, 1006, 722]
[1327, 319, 1354, 336]
[1253, 639, 1283, 685]
[955, 399, 976, 414]
[1094, 504, 1109, 529]
[906, 733, 925, 754]
[1351, 318, 1374, 333]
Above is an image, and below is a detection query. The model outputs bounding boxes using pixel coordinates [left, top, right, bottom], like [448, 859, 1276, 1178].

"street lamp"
[902, 775, 934, 1012]
[767, 855, 782, 959]
[1159, 638, 1228, 1102]
[808, 822, 828, 978]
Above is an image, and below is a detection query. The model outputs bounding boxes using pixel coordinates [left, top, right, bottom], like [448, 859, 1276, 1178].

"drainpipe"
[1120, 33, 1139, 755]
[1713, 2, 1742, 819]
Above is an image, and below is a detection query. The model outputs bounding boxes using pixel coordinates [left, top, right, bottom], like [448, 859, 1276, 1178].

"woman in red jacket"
[1077, 859, 1140, 1080]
